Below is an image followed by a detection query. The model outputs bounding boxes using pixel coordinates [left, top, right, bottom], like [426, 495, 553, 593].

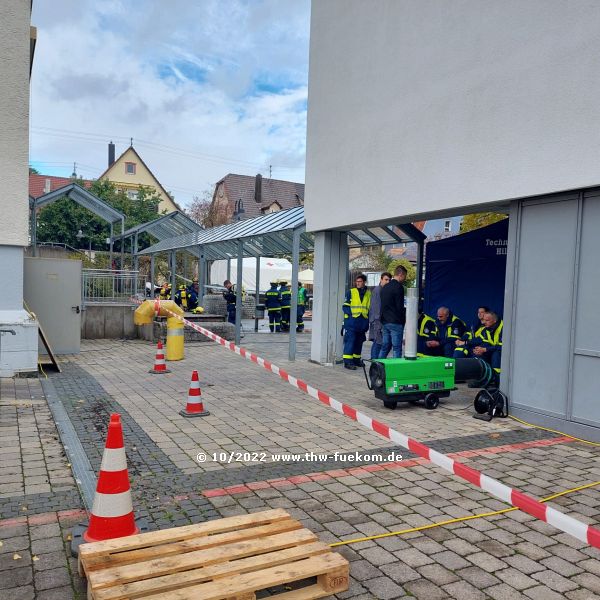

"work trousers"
[226, 304, 236, 325]
[343, 329, 366, 366]
[268, 310, 281, 332]
[296, 305, 305, 332]
[281, 307, 290, 331]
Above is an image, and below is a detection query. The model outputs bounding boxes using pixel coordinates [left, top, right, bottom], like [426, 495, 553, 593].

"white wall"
[0, 0, 30, 247]
[305, 0, 600, 231]
[0, 2, 38, 375]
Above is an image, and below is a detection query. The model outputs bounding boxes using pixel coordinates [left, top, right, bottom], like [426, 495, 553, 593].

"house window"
[444, 220, 452, 232]
[127, 190, 138, 200]
[125, 162, 136, 174]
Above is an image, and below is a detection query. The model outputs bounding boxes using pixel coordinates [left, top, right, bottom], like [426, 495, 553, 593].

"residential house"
[211, 174, 304, 224]
[98, 142, 180, 214]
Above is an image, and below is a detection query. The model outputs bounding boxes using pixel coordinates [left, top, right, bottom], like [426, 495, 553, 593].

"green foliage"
[460, 212, 507, 233]
[29, 166, 39, 174]
[35, 179, 164, 254]
[387, 258, 416, 289]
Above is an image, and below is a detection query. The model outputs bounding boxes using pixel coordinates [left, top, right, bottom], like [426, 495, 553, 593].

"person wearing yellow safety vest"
[417, 312, 438, 357]
[174, 285, 189, 310]
[159, 282, 172, 300]
[429, 306, 467, 357]
[455, 311, 503, 373]
[296, 282, 307, 333]
[342, 273, 371, 370]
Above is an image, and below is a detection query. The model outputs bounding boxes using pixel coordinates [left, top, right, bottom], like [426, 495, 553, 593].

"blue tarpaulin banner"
[423, 218, 509, 324]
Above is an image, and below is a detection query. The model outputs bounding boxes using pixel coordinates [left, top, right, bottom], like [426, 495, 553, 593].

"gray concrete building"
[0, 1, 38, 375]
[306, 0, 600, 439]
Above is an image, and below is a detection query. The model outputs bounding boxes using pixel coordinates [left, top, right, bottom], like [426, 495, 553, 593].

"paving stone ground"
[1, 329, 600, 599]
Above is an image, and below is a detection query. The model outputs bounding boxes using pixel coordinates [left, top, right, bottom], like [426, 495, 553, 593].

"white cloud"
[30, 0, 310, 205]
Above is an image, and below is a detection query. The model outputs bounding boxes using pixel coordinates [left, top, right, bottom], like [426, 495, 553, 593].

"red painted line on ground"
[199, 436, 571, 499]
[0, 509, 87, 529]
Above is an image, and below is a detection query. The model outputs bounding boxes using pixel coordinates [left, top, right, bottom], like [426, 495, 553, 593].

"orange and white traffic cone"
[149, 340, 170, 374]
[179, 370, 210, 417]
[83, 414, 139, 543]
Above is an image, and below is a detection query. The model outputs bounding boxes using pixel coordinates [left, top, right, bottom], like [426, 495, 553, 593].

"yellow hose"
[508, 414, 600, 447]
[329, 480, 600, 547]
[134, 300, 185, 361]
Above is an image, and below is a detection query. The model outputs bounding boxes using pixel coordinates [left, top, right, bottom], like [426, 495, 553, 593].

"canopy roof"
[137, 206, 425, 260]
[111, 210, 202, 243]
[31, 183, 125, 227]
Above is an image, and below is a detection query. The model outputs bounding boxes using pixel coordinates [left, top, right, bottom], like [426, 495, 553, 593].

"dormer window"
[125, 162, 136, 174]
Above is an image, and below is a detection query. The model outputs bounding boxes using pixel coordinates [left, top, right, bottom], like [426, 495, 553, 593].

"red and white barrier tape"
[143, 300, 600, 548]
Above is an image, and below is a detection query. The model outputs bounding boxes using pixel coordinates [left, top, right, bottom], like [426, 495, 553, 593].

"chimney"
[44, 178, 51, 194]
[254, 173, 262, 203]
[108, 141, 115, 167]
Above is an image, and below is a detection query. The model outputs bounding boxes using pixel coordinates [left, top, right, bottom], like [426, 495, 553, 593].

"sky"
[29, 0, 310, 208]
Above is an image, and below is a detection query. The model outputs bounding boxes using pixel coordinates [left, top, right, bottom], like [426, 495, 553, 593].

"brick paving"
[1, 333, 600, 599]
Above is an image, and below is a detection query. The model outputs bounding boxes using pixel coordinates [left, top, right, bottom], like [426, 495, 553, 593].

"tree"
[186, 190, 229, 228]
[35, 179, 164, 253]
[387, 258, 416, 289]
[29, 166, 39, 174]
[460, 212, 507, 233]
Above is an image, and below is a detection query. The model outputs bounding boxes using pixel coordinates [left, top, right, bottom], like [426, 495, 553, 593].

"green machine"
[365, 356, 455, 410]
[364, 356, 504, 414]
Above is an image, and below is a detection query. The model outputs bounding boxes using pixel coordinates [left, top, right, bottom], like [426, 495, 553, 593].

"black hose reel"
[454, 358, 508, 422]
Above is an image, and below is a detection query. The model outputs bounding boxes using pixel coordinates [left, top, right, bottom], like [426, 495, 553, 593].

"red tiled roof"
[218, 174, 304, 221]
[29, 174, 91, 199]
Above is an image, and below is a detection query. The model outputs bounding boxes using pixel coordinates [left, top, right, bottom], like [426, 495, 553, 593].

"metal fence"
[82, 269, 145, 305]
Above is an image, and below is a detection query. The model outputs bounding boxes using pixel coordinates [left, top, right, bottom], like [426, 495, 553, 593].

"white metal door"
[24, 257, 82, 354]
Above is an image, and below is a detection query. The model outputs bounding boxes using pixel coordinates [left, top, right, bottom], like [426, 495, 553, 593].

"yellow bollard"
[166, 316, 184, 361]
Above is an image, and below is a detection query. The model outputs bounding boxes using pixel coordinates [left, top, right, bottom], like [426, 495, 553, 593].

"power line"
[29, 125, 305, 172]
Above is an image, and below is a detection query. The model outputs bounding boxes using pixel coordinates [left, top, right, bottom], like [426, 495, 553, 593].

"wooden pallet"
[78, 508, 349, 600]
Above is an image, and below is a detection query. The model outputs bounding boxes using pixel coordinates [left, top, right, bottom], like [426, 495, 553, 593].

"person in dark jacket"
[417, 312, 438, 356]
[265, 281, 282, 332]
[379, 265, 407, 358]
[223, 280, 237, 324]
[429, 306, 467, 357]
[279, 282, 291, 332]
[342, 274, 371, 369]
[368, 272, 391, 359]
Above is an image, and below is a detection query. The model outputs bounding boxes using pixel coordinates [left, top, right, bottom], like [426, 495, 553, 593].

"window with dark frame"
[125, 162, 136, 174]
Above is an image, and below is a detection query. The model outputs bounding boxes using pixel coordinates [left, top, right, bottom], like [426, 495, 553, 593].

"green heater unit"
[366, 356, 456, 410]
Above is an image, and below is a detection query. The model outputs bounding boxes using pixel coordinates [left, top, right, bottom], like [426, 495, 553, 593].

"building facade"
[0, 1, 38, 375]
[211, 174, 304, 224]
[99, 144, 179, 214]
[306, 0, 600, 439]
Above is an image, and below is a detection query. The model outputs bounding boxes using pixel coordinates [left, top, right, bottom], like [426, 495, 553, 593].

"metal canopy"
[137, 206, 424, 259]
[111, 210, 202, 243]
[32, 183, 124, 225]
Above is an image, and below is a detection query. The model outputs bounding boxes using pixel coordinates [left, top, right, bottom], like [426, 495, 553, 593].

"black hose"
[455, 357, 495, 387]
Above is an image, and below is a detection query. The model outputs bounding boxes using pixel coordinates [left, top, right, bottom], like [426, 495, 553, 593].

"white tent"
[298, 269, 314, 284]
[210, 257, 293, 292]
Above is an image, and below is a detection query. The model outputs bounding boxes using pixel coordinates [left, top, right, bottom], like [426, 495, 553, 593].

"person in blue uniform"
[279, 281, 291, 332]
[466, 311, 503, 372]
[417, 311, 438, 357]
[265, 281, 281, 332]
[429, 307, 467, 357]
[342, 274, 371, 369]
[223, 280, 237, 324]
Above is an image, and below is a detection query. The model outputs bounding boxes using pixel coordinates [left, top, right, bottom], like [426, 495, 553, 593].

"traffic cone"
[83, 414, 139, 543]
[179, 370, 210, 417]
[149, 340, 170, 374]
